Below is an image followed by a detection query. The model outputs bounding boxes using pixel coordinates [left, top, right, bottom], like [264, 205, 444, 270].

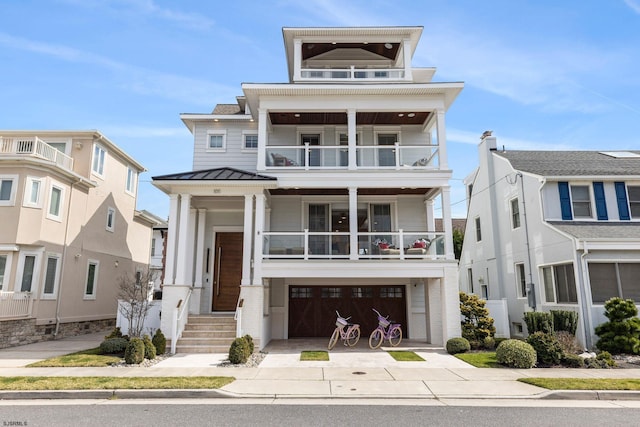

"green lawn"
[387, 351, 425, 362]
[0, 376, 235, 390]
[519, 378, 640, 390]
[27, 348, 122, 367]
[454, 351, 502, 368]
[300, 351, 329, 361]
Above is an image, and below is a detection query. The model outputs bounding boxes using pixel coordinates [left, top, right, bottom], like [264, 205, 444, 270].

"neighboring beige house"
[153, 26, 464, 352]
[0, 130, 154, 348]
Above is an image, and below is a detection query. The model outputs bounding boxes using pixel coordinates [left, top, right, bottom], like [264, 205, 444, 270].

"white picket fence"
[0, 291, 33, 318]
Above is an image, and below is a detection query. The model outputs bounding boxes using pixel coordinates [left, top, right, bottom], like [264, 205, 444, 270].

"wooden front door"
[212, 232, 243, 311]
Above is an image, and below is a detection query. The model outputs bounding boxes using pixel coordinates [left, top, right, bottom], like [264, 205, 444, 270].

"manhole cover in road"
[352, 371, 366, 375]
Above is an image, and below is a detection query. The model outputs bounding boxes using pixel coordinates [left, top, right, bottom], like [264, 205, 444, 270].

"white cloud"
[624, 0, 640, 14]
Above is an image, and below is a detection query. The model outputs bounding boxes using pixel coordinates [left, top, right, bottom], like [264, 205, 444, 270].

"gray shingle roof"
[548, 221, 640, 239]
[211, 104, 242, 115]
[152, 167, 276, 181]
[494, 151, 640, 176]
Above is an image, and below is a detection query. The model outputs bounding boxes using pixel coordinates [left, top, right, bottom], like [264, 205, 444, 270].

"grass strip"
[0, 376, 235, 391]
[387, 351, 425, 362]
[27, 348, 122, 368]
[300, 351, 329, 361]
[518, 378, 640, 391]
[454, 352, 501, 368]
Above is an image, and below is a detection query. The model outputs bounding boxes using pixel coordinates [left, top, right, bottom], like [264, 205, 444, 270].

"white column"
[252, 194, 266, 285]
[194, 209, 206, 288]
[425, 199, 435, 231]
[186, 209, 197, 285]
[349, 187, 358, 260]
[403, 38, 412, 81]
[436, 110, 448, 169]
[441, 186, 454, 260]
[347, 108, 357, 170]
[242, 195, 254, 286]
[257, 108, 268, 170]
[293, 38, 302, 81]
[175, 193, 191, 285]
[164, 194, 179, 285]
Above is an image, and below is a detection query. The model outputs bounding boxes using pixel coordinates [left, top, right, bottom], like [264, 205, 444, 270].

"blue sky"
[1, 0, 639, 219]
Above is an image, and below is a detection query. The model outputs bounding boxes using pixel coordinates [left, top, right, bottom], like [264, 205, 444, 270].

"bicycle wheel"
[368, 328, 383, 349]
[328, 328, 340, 350]
[346, 326, 361, 346]
[388, 325, 403, 347]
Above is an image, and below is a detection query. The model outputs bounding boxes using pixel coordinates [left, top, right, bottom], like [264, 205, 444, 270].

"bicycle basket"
[378, 316, 390, 328]
[336, 317, 348, 328]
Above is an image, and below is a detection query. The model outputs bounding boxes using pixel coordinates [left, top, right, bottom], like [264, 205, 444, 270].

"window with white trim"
[515, 263, 526, 298]
[85, 260, 99, 299]
[42, 253, 61, 298]
[511, 198, 521, 229]
[0, 175, 18, 206]
[125, 167, 136, 194]
[628, 185, 640, 219]
[589, 262, 640, 303]
[17, 252, 39, 293]
[475, 217, 482, 242]
[207, 131, 226, 151]
[47, 183, 64, 221]
[106, 207, 115, 232]
[243, 133, 258, 150]
[542, 263, 578, 304]
[570, 184, 592, 218]
[0, 254, 9, 291]
[23, 177, 43, 208]
[92, 144, 106, 177]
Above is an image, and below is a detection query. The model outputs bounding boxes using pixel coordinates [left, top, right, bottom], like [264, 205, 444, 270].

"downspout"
[579, 241, 593, 349]
[53, 178, 79, 338]
[517, 172, 536, 311]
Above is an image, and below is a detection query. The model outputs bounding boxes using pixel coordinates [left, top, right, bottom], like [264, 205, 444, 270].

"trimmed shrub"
[561, 353, 585, 368]
[596, 351, 616, 367]
[446, 337, 471, 354]
[152, 329, 167, 355]
[526, 332, 562, 366]
[595, 298, 640, 355]
[124, 337, 145, 364]
[483, 336, 496, 350]
[555, 331, 583, 355]
[496, 339, 537, 369]
[143, 335, 156, 360]
[229, 337, 250, 364]
[104, 327, 124, 340]
[459, 292, 496, 346]
[523, 312, 553, 334]
[99, 337, 128, 354]
[551, 310, 579, 335]
[584, 352, 616, 369]
[244, 335, 255, 354]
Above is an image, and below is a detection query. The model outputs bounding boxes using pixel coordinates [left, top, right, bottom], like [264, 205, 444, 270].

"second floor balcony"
[0, 136, 74, 171]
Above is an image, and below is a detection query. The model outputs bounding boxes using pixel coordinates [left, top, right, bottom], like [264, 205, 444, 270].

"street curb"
[540, 390, 640, 401]
[0, 389, 235, 400]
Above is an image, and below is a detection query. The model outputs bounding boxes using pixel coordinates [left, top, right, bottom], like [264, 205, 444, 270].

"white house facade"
[459, 133, 640, 348]
[154, 26, 463, 352]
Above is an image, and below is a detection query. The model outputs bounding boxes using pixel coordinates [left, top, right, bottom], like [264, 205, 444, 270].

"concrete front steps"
[175, 315, 237, 353]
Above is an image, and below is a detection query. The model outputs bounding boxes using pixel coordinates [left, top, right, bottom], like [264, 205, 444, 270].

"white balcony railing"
[263, 230, 445, 260]
[0, 291, 33, 319]
[299, 67, 406, 82]
[266, 144, 438, 170]
[0, 136, 74, 171]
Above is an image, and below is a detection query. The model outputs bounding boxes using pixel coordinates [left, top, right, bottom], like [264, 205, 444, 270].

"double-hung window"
[92, 144, 106, 177]
[207, 131, 226, 151]
[570, 185, 592, 218]
[243, 132, 258, 150]
[628, 186, 640, 219]
[125, 167, 136, 195]
[0, 175, 18, 206]
[511, 198, 521, 229]
[542, 263, 578, 303]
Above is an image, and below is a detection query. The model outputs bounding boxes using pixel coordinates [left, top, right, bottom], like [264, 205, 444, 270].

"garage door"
[288, 285, 406, 338]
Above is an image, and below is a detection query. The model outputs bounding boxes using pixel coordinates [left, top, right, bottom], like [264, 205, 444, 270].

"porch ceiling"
[302, 42, 399, 61]
[269, 111, 431, 126]
[269, 188, 432, 196]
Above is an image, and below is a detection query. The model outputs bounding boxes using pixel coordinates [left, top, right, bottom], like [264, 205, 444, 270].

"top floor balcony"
[299, 66, 406, 83]
[0, 136, 74, 171]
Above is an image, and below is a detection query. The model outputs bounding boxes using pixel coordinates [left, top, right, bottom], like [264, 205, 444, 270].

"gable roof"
[152, 167, 276, 181]
[494, 150, 640, 177]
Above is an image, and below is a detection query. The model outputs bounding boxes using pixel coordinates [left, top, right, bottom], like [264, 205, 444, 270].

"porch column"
[293, 38, 302, 81]
[242, 195, 254, 286]
[194, 209, 206, 288]
[252, 193, 266, 285]
[425, 199, 435, 231]
[349, 187, 358, 260]
[164, 194, 179, 285]
[257, 108, 268, 170]
[402, 38, 412, 81]
[347, 109, 357, 170]
[436, 109, 448, 169]
[441, 186, 455, 260]
[186, 209, 197, 284]
[175, 193, 191, 285]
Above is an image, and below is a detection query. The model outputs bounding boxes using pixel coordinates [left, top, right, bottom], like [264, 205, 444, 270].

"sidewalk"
[1, 333, 640, 400]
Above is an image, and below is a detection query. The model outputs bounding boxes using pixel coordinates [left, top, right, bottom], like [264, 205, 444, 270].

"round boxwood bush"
[99, 337, 128, 354]
[496, 339, 537, 369]
[229, 337, 250, 364]
[526, 332, 562, 366]
[124, 337, 145, 364]
[446, 337, 471, 354]
[152, 329, 167, 355]
[143, 335, 156, 360]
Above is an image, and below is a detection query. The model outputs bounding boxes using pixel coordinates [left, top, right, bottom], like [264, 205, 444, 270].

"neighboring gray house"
[459, 132, 640, 348]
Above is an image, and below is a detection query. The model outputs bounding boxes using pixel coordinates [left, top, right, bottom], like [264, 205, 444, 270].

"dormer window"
[570, 185, 592, 218]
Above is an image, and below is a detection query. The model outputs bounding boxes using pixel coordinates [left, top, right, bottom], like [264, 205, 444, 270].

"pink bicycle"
[328, 310, 361, 350]
[368, 308, 402, 349]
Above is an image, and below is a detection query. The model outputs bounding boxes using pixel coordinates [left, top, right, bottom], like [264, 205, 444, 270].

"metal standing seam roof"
[494, 150, 640, 176]
[548, 221, 640, 240]
[152, 167, 276, 181]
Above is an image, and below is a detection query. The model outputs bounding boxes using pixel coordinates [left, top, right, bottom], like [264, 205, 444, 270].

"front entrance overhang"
[261, 260, 456, 279]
